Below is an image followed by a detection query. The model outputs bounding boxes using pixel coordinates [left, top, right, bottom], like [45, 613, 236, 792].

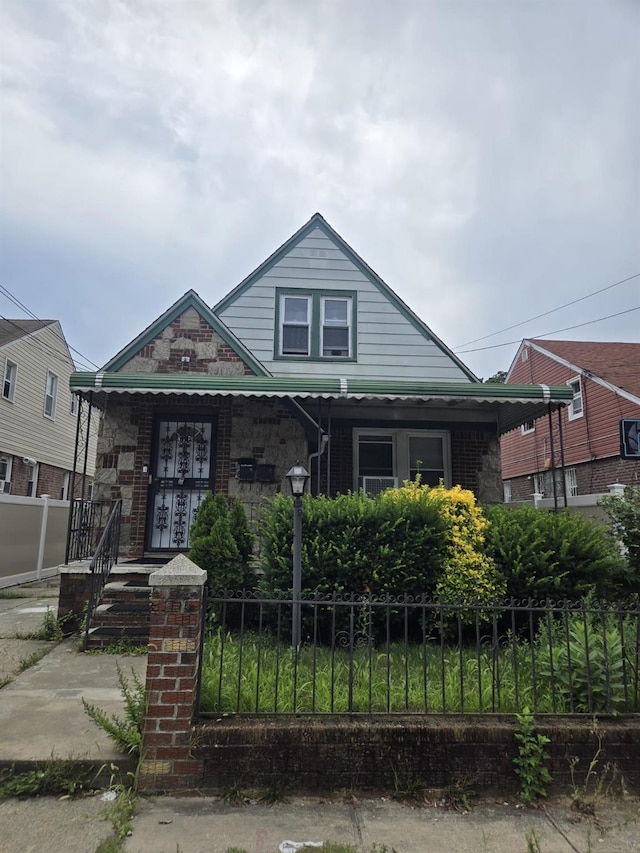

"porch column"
[139, 554, 206, 792]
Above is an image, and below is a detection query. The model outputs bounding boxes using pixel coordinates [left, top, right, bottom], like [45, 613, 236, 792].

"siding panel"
[219, 226, 470, 383]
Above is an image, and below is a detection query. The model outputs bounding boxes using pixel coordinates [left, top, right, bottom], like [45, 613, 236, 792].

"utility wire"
[0, 284, 100, 370]
[455, 272, 640, 348]
[0, 315, 96, 374]
[457, 306, 640, 354]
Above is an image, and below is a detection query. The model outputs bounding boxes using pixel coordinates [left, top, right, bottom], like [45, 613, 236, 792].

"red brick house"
[71, 215, 572, 559]
[501, 339, 640, 502]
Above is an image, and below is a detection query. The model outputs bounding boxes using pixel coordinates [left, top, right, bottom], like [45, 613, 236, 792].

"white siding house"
[0, 319, 97, 498]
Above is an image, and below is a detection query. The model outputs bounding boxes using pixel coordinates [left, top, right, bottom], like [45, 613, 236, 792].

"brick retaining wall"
[194, 716, 640, 795]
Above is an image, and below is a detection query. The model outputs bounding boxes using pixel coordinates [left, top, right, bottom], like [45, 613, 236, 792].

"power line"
[457, 306, 640, 354]
[0, 315, 96, 374]
[0, 284, 100, 370]
[455, 273, 640, 348]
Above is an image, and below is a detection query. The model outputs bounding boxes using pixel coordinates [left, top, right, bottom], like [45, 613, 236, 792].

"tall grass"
[200, 611, 640, 716]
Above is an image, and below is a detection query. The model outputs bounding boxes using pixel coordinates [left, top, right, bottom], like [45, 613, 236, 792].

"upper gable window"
[281, 295, 311, 356]
[567, 376, 583, 420]
[521, 420, 535, 435]
[276, 289, 356, 361]
[44, 370, 58, 419]
[2, 359, 17, 402]
[321, 297, 351, 357]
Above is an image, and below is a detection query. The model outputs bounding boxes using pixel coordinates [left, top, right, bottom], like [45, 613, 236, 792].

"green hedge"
[259, 489, 450, 599]
[482, 504, 632, 601]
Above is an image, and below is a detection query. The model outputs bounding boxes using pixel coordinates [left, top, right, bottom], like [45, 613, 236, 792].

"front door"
[147, 416, 214, 551]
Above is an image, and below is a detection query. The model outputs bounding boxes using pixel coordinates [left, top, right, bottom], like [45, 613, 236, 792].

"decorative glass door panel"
[148, 417, 214, 550]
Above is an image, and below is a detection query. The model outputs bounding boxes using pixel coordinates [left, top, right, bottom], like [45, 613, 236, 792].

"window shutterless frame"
[567, 376, 583, 420]
[274, 288, 357, 361]
[2, 359, 17, 402]
[44, 370, 58, 419]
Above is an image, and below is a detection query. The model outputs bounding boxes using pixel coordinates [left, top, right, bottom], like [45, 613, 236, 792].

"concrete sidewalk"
[124, 794, 640, 853]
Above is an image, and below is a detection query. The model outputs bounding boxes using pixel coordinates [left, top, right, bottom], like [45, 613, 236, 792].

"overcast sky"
[1, 0, 638, 380]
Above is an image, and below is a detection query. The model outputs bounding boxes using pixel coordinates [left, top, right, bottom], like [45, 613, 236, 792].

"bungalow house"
[501, 339, 640, 501]
[70, 214, 573, 559]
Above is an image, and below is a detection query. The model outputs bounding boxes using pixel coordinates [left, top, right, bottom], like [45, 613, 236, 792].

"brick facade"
[317, 424, 502, 502]
[506, 455, 639, 503]
[138, 556, 207, 792]
[2, 455, 92, 500]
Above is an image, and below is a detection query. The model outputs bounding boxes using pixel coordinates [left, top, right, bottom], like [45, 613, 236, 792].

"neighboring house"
[501, 339, 640, 501]
[71, 213, 572, 558]
[0, 319, 97, 499]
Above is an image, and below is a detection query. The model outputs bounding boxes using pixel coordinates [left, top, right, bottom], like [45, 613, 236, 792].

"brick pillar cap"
[149, 554, 207, 587]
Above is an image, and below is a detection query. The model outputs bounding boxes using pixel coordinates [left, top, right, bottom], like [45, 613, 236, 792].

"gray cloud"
[1, 0, 638, 377]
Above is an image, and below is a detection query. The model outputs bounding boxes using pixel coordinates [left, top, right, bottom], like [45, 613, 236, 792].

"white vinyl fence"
[0, 494, 70, 588]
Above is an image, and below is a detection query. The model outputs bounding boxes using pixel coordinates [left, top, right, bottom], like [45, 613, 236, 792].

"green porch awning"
[70, 372, 573, 435]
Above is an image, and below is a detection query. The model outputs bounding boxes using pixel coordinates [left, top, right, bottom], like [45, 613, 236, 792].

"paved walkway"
[0, 575, 639, 853]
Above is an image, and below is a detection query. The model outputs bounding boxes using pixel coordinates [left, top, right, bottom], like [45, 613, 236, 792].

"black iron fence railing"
[83, 499, 122, 650]
[198, 592, 640, 718]
[66, 499, 117, 563]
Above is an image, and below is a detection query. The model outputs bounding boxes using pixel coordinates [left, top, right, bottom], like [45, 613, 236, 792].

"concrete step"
[86, 625, 149, 650]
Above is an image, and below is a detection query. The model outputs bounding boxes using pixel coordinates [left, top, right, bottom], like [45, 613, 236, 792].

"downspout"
[308, 434, 329, 495]
[557, 407, 568, 508]
[547, 403, 558, 511]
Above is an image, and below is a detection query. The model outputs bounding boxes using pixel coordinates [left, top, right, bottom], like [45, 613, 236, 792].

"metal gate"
[147, 416, 214, 550]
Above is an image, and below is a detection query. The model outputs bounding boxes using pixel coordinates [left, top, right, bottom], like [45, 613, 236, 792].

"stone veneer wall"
[94, 394, 307, 559]
[118, 306, 255, 377]
[451, 430, 503, 503]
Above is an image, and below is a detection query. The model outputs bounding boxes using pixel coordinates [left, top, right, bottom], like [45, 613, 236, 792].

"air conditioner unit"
[362, 476, 398, 495]
[0, 480, 11, 494]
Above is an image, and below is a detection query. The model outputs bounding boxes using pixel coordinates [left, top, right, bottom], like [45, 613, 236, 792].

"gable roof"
[0, 319, 55, 349]
[517, 339, 640, 405]
[101, 289, 269, 376]
[214, 212, 479, 383]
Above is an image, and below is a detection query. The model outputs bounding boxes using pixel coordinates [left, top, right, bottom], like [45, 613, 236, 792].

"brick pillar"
[139, 554, 206, 792]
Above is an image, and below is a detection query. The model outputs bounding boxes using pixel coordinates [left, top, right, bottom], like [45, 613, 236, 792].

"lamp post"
[286, 462, 310, 648]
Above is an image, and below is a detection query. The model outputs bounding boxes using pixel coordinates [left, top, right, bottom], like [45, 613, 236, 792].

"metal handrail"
[83, 499, 122, 650]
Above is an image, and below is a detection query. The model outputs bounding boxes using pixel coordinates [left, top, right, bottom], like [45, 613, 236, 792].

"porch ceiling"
[70, 372, 573, 435]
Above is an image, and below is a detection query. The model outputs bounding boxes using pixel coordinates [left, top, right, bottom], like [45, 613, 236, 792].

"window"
[567, 376, 583, 420]
[503, 481, 512, 503]
[534, 468, 577, 499]
[26, 462, 38, 497]
[0, 453, 12, 484]
[44, 370, 58, 418]
[281, 295, 311, 356]
[521, 420, 535, 435]
[277, 289, 356, 360]
[321, 297, 351, 357]
[565, 467, 578, 497]
[61, 471, 70, 501]
[355, 429, 450, 490]
[70, 393, 79, 416]
[2, 359, 17, 401]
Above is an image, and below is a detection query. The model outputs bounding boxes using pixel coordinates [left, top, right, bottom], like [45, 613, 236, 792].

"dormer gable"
[102, 290, 268, 377]
[215, 213, 478, 383]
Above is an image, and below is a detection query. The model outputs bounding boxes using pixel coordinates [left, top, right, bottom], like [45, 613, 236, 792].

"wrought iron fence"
[198, 592, 640, 718]
[65, 499, 117, 563]
[83, 499, 122, 650]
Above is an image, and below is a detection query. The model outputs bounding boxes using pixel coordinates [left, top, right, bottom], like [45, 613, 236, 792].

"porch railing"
[66, 499, 117, 563]
[198, 593, 640, 718]
[83, 499, 122, 650]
